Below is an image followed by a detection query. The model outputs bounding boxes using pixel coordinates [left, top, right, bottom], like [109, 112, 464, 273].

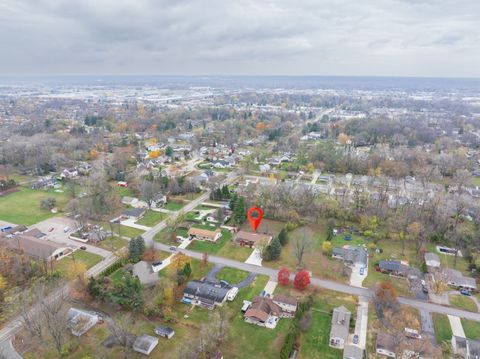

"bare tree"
[293, 228, 313, 267]
[106, 314, 134, 359]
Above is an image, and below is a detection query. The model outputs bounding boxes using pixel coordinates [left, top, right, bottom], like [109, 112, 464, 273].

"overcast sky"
[1, 0, 479, 77]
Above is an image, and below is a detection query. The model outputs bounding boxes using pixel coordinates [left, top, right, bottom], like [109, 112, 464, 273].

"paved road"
[151, 242, 480, 321]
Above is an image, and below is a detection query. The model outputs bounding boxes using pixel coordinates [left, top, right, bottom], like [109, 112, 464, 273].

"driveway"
[244, 248, 262, 266]
[119, 219, 151, 231]
[419, 309, 436, 344]
[263, 280, 277, 296]
[350, 263, 367, 288]
[448, 315, 466, 338]
[352, 296, 368, 349]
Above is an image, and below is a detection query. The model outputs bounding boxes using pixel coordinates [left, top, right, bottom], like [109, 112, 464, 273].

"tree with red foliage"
[294, 270, 311, 290]
[278, 268, 290, 286]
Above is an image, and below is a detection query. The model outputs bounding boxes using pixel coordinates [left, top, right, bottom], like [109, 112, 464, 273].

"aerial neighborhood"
[0, 76, 479, 359]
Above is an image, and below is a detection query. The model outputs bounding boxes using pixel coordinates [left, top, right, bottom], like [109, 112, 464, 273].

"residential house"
[133, 261, 161, 286]
[272, 295, 298, 317]
[233, 231, 272, 248]
[183, 279, 231, 309]
[31, 177, 57, 189]
[451, 335, 480, 359]
[3, 235, 69, 262]
[188, 227, 222, 242]
[443, 268, 477, 292]
[244, 296, 282, 329]
[376, 333, 396, 358]
[67, 308, 100, 336]
[122, 208, 147, 221]
[23, 228, 46, 239]
[259, 164, 271, 173]
[329, 306, 351, 349]
[378, 260, 410, 277]
[343, 344, 364, 359]
[332, 246, 368, 268]
[133, 334, 159, 356]
[151, 193, 167, 208]
[424, 252, 440, 272]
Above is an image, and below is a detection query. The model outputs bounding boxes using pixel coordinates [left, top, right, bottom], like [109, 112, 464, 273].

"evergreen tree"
[266, 237, 282, 260]
[129, 236, 146, 261]
[165, 146, 173, 157]
[221, 185, 230, 199]
[182, 262, 192, 278]
[278, 228, 288, 246]
[234, 196, 246, 224]
[229, 193, 238, 210]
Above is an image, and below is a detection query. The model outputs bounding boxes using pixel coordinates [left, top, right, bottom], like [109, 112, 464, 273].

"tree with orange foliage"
[255, 122, 267, 132]
[373, 281, 399, 319]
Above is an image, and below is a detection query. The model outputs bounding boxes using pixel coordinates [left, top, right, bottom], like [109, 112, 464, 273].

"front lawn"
[164, 201, 185, 211]
[95, 236, 128, 251]
[461, 318, 480, 339]
[0, 187, 69, 225]
[449, 295, 478, 312]
[54, 250, 103, 274]
[136, 210, 167, 227]
[432, 313, 452, 344]
[117, 225, 145, 238]
[216, 267, 250, 284]
[189, 229, 232, 254]
[217, 241, 253, 262]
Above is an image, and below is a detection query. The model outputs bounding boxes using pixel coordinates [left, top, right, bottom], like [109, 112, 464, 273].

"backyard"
[136, 210, 167, 227]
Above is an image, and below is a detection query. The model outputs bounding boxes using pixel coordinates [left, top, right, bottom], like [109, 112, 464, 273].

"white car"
[63, 226, 70, 233]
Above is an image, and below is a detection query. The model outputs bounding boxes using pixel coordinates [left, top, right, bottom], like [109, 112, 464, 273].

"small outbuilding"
[133, 334, 159, 356]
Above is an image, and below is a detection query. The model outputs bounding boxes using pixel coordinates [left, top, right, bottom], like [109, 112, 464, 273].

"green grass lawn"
[216, 267, 250, 285]
[472, 177, 480, 186]
[189, 229, 232, 254]
[117, 225, 145, 238]
[136, 210, 167, 227]
[433, 314, 452, 344]
[164, 201, 185, 211]
[461, 319, 480, 339]
[299, 310, 342, 359]
[112, 184, 134, 198]
[449, 295, 478, 312]
[217, 241, 253, 262]
[0, 187, 69, 225]
[54, 250, 103, 274]
[95, 236, 128, 251]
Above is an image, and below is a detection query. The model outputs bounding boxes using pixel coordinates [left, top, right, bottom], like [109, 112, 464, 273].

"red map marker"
[247, 207, 263, 232]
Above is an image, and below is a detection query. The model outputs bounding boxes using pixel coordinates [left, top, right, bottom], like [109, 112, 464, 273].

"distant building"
[2, 235, 69, 262]
[122, 208, 146, 221]
[424, 252, 440, 272]
[329, 306, 351, 349]
[332, 246, 368, 268]
[378, 260, 409, 277]
[443, 268, 477, 292]
[183, 279, 231, 309]
[451, 335, 480, 359]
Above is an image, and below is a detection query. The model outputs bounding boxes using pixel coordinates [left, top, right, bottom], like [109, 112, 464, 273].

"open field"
[0, 187, 69, 225]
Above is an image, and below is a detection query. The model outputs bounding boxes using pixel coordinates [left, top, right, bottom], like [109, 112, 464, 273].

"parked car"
[460, 289, 472, 296]
[359, 267, 365, 275]
[63, 226, 70, 233]
[80, 246, 87, 250]
[353, 335, 359, 344]
[169, 246, 177, 251]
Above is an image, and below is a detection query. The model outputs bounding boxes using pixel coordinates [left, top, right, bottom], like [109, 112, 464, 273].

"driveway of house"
[350, 263, 367, 288]
[263, 280, 277, 296]
[244, 248, 262, 266]
[0, 220, 16, 228]
[419, 309, 436, 344]
[120, 219, 151, 231]
[448, 315, 466, 338]
[352, 296, 368, 349]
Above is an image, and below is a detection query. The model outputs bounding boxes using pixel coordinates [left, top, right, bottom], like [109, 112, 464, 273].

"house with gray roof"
[329, 306, 351, 349]
[183, 279, 232, 309]
[424, 252, 440, 272]
[133, 334, 158, 356]
[332, 246, 368, 268]
[444, 269, 477, 292]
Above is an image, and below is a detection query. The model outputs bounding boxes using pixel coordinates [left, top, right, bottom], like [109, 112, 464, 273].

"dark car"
[352, 335, 359, 344]
[80, 246, 87, 250]
[169, 246, 177, 251]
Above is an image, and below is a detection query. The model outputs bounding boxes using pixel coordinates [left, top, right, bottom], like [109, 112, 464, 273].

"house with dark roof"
[443, 269, 477, 292]
[378, 260, 409, 276]
[122, 208, 146, 221]
[154, 326, 175, 339]
[329, 306, 351, 349]
[183, 279, 231, 309]
[234, 231, 272, 248]
[332, 246, 368, 268]
[244, 296, 282, 329]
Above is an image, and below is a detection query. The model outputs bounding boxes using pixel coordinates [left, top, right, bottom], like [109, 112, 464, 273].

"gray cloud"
[0, 0, 479, 76]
